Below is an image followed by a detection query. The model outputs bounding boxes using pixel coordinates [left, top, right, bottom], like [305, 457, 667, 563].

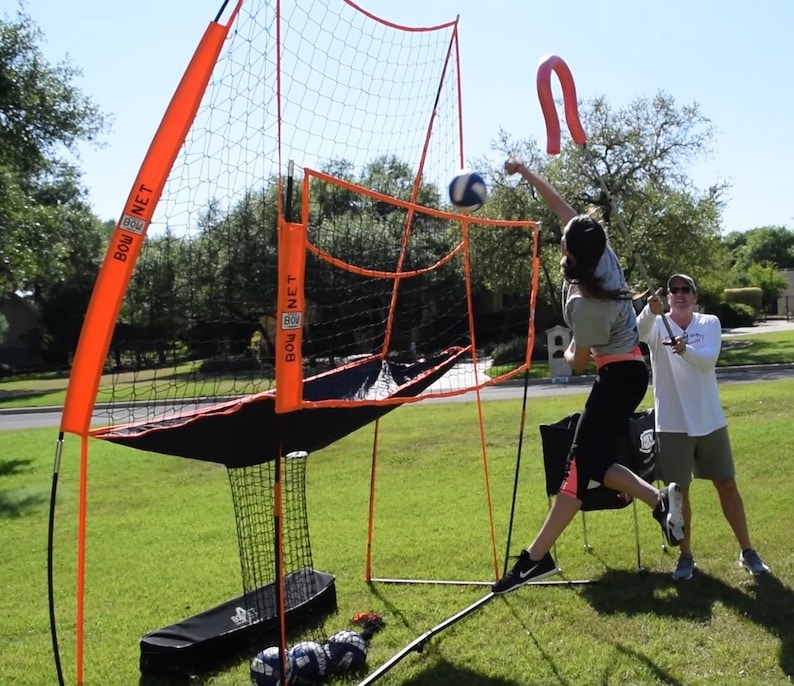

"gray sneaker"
[739, 549, 770, 575]
[672, 553, 696, 581]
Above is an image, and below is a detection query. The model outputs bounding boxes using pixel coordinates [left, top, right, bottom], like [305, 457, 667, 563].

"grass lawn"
[1, 379, 793, 685]
[0, 362, 274, 409]
[719, 329, 794, 366]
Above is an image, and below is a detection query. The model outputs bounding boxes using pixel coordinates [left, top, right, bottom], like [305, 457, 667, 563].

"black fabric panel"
[97, 347, 467, 467]
[538, 409, 656, 511]
[139, 569, 336, 677]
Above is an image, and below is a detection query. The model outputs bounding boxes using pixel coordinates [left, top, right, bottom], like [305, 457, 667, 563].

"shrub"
[705, 302, 756, 328]
[724, 287, 763, 314]
[490, 336, 529, 365]
[485, 335, 550, 363]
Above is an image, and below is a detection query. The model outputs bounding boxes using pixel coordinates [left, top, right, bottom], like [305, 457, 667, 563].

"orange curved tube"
[60, 4, 241, 437]
[536, 54, 587, 155]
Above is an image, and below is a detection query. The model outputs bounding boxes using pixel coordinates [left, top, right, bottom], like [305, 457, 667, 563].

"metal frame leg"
[632, 499, 644, 572]
[581, 511, 592, 551]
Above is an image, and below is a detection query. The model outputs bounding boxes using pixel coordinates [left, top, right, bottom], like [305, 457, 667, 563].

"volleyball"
[448, 171, 487, 212]
[325, 629, 368, 671]
[289, 640, 329, 684]
[250, 646, 295, 686]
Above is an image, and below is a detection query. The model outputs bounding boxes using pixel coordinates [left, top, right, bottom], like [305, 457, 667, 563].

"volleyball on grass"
[448, 170, 487, 212]
[325, 629, 368, 672]
[289, 640, 329, 684]
[250, 646, 295, 686]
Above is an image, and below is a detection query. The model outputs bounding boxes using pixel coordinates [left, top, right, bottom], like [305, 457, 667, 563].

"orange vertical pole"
[274, 176, 309, 414]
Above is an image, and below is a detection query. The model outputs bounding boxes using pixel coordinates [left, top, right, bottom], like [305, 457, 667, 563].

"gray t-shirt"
[562, 246, 639, 356]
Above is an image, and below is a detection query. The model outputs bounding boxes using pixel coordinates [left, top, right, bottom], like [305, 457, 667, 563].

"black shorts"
[560, 360, 649, 500]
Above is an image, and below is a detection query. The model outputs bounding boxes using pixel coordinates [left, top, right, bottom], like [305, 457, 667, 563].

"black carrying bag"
[538, 408, 657, 511]
[628, 408, 657, 482]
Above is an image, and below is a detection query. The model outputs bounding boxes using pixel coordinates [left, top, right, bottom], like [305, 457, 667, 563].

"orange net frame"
[52, 1, 545, 681]
[275, 168, 540, 413]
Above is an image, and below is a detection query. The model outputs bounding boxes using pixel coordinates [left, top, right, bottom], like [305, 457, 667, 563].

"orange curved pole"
[536, 54, 587, 155]
[60, 2, 242, 438]
[60, 6, 242, 684]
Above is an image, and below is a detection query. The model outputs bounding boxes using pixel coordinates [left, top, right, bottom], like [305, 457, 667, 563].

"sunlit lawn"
[1, 380, 793, 685]
[0, 362, 274, 408]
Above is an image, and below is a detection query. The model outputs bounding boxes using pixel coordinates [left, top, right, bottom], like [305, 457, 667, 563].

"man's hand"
[663, 335, 686, 355]
[648, 287, 665, 315]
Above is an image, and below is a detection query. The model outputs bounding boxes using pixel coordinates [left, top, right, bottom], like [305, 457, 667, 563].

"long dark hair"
[562, 215, 628, 300]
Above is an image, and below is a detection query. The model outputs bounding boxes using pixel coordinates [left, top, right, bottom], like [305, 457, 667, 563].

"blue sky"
[18, 0, 794, 232]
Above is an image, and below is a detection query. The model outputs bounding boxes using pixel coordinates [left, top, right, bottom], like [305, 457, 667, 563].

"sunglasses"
[669, 286, 693, 295]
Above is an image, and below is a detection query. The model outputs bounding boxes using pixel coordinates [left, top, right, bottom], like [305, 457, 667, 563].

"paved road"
[722, 319, 794, 337]
[2, 362, 793, 431]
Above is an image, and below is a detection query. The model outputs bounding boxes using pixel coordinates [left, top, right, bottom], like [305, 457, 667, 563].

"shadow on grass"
[362, 586, 525, 685]
[136, 606, 333, 686]
[364, 583, 417, 634]
[718, 337, 794, 366]
[492, 584, 679, 686]
[399, 658, 529, 686]
[0, 489, 46, 518]
[0, 458, 45, 517]
[136, 647, 258, 686]
[136, 657, 521, 686]
[0, 457, 32, 477]
[581, 569, 794, 678]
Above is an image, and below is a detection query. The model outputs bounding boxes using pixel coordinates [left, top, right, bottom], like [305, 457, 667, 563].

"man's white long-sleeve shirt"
[637, 306, 727, 436]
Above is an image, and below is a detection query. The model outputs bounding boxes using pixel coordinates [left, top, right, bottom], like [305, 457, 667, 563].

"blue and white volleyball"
[289, 640, 329, 684]
[326, 630, 368, 672]
[448, 170, 487, 212]
[250, 646, 295, 686]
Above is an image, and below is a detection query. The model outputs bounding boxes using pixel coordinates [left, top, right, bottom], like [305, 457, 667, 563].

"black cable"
[501, 365, 532, 576]
[47, 433, 66, 686]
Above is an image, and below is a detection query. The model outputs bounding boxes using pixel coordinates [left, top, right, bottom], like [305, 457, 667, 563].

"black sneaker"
[491, 551, 558, 594]
[653, 483, 684, 546]
[739, 548, 770, 575]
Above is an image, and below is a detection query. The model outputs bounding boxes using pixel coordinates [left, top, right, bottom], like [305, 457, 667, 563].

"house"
[776, 268, 794, 319]
[0, 293, 41, 367]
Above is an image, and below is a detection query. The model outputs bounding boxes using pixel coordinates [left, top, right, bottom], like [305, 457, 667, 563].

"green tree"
[0, 9, 108, 304]
[479, 93, 730, 312]
[726, 225, 794, 271]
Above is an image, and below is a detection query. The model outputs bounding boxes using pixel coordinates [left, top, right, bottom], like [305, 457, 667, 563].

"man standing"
[637, 274, 769, 581]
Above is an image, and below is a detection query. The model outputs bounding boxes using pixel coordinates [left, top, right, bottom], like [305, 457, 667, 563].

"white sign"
[281, 312, 302, 329]
[119, 214, 146, 235]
